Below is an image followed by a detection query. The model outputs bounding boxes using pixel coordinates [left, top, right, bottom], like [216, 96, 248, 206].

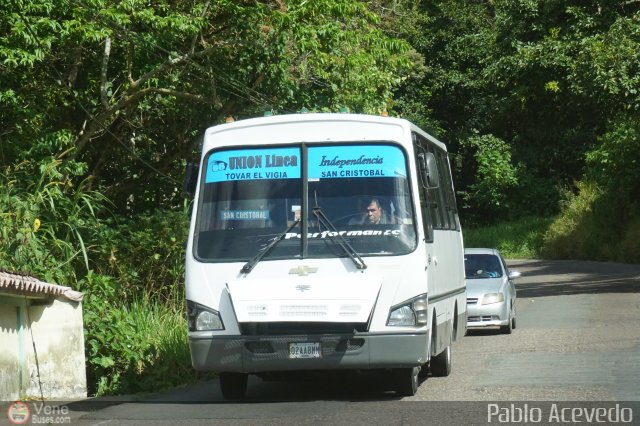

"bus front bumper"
[189, 332, 428, 373]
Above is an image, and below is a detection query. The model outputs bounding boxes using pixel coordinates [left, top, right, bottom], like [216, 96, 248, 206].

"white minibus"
[185, 113, 466, 398]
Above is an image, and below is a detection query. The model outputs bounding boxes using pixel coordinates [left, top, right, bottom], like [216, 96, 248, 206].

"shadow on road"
[61, 370, 422, 410]
[464, 328, 505, 337]
[508, 259, 640, 298]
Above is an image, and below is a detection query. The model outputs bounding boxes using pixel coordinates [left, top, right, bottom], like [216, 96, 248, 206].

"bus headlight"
[481, 293, 504, 305]
[387, 294, 428, 327]
[187, 300, 225, 331]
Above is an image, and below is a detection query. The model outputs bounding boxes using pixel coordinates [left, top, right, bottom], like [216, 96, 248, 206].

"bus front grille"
[239, 322, 368, 336]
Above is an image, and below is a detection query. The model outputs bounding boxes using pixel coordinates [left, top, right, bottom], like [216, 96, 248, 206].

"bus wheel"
[393, 366, 419, 396]
[430, 344, 451, 377]
[220, 372, 248, 399]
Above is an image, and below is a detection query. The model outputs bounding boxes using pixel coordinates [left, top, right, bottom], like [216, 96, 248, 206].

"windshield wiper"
[312, 207, 367, 270]
[240, 219, 300, 274]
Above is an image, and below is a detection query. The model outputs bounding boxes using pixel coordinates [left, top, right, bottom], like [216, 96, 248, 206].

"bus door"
[414, 137, 444, 347]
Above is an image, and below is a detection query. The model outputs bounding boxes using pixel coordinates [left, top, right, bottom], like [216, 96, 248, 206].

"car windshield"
[195, 143, 417, 262]
[464, 254, 504, 279]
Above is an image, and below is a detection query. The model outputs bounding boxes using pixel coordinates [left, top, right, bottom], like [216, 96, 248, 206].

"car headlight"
[187, 300, 225, 331]
[481, 293, 505, 305]
[387, 294, 428, 326]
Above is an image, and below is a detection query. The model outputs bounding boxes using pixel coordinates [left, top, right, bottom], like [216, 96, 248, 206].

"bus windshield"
[195, 143, 417, 262]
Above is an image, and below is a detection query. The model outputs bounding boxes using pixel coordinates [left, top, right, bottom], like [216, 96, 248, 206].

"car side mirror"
[418, 152, 439, 188]
[183, 162, 199, 198]
[508, 270, 522, 279]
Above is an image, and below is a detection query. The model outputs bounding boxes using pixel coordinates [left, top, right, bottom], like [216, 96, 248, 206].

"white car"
[465, 248, 520, 334]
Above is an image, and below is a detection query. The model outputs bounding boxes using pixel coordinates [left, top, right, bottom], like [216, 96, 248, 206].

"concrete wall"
[0, 299, 24, 400]
[0, 295, 87, 400]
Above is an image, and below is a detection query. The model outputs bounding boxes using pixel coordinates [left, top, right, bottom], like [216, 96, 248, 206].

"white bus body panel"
[186, 254, 429, 335]
[227, 275, 381, 323]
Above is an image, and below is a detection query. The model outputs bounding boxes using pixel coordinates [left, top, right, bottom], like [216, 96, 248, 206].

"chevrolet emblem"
[289, 265, 318, 276]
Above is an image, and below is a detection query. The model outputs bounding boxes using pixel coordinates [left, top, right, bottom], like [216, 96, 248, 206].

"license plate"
[288, 342, 322, 359]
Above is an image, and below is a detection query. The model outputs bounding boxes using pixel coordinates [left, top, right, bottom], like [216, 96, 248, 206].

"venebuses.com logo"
[6, 401, 72, 424]
[7, 401, 30, 425]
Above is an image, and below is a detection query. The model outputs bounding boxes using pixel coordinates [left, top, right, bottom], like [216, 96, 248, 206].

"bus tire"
[430, 344, 451, 377]
[219, 372, 248, 399]
[393, 366, 419, 396]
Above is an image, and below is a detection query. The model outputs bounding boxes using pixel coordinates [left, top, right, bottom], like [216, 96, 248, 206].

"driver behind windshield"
[349, 198, 391, 225]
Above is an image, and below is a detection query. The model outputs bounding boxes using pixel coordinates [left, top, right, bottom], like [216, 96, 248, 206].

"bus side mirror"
[183, 162, 199, 197]
[418, 153, 439, 188]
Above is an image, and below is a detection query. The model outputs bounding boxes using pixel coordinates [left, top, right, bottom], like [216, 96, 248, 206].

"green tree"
[394, 0, 640, 225]
[1, 0, 417, 212]
[459, 134, 519, 223]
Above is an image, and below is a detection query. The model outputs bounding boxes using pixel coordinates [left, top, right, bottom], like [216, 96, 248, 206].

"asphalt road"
[411, 259, 640, 402]
[42, 259, 640, 425]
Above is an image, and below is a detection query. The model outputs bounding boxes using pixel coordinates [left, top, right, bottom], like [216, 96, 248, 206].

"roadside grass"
[542, 181, 640, 263]
[462, 216, 554, 259]
[124, 297, 203, 393]
[90, 294, 203, 396]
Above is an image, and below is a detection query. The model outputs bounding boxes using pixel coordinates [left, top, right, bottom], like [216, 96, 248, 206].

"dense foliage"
[394, 0, 640, 227]
[1, 0, 639, 395]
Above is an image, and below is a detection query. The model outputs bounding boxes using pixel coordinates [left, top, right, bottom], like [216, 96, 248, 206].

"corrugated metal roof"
[0, 270, 83, 302]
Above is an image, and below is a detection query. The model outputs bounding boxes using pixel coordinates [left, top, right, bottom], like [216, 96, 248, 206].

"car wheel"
[393, 366, 420, 396]
[500, 306, 513, 334]
[512, 307, 517, 330]
[430, 344, 451, 377]
[220, 372, 248, 399]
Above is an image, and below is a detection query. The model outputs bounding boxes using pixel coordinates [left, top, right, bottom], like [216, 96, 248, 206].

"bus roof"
[203, 113, 447, 152]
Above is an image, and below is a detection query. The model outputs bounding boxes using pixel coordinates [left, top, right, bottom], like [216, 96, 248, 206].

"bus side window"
[430, 146, 452, 230]
[424, 145, 444, 230]
[435, 151, 456, 230]
[442, 154, 459, 230]
[414, 136, 434, 242]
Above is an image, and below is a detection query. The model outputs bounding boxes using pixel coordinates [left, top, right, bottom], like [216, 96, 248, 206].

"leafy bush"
[543, 118, 640, 263]
[93, 207, 191, 301]
[83, 272, 197, 396]
[542, 181, 607, 260]
[543, 183, 640, 262]
[0, 156, 104, 282]
[508, 171, 561, 219]
[458, 134, 519, 224]
[81, 207, 193, 395]
[0, 156, 197, 395]
[586, 119, 640, 201]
